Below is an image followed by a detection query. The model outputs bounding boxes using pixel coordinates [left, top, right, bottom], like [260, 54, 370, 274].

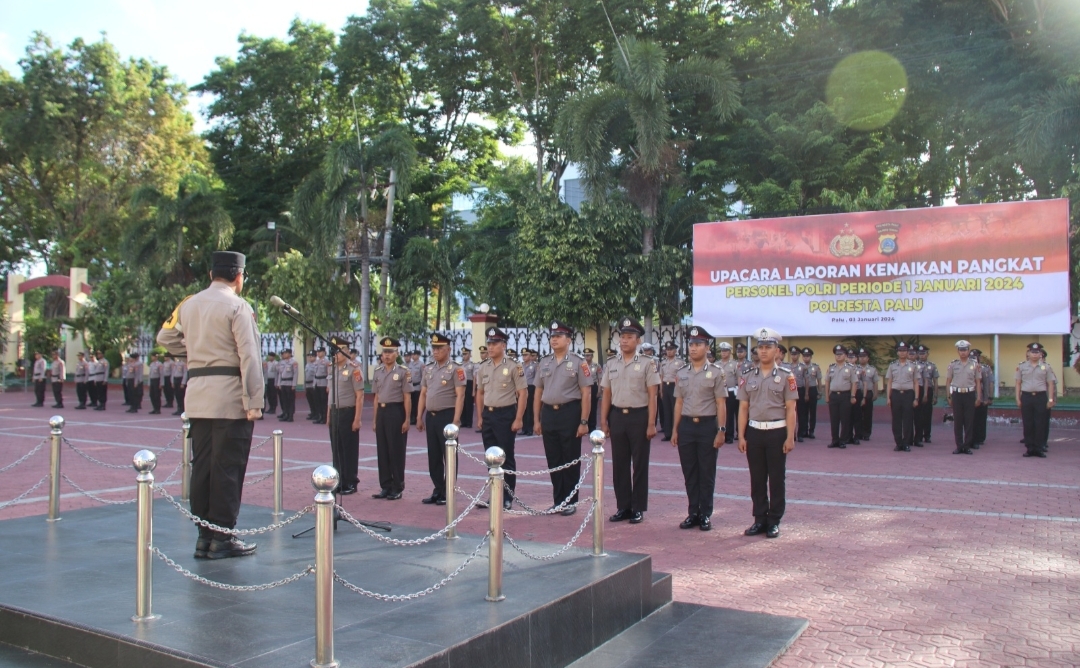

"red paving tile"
[1, 390, 1079, 667]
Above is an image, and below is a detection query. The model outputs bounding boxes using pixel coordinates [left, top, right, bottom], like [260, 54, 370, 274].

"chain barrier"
[0, 438, 47, 474]
[151, 546, 314, 591]
[335, 479, 491, 546]
[154, 483, 314, 536]
[457, 445, 589, 476]
[504, 498, 598, 561]
[62, 473, 136, 505]
[506, 458, 593, 517]
[250, 434, 274, 451]
[243, 469, 275, 487]
[160, 459, 184, 486]
[0, 473, 51, 510]
[333, 532, 489, 602]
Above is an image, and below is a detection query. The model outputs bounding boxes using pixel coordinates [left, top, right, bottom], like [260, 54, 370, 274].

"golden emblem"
[829, 223, 865, 258]
[502, 368, 509, 376]
[706, 371, 713, 379]
[393, 374, 399, 380]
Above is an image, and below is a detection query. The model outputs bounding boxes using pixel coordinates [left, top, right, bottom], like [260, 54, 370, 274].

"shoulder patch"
[581, 362, 591, 377]
[352, 368, 363, 383]
[788, 374, 797, 392]
[161, 295, 193, 329]
[456, 368, 466, 382]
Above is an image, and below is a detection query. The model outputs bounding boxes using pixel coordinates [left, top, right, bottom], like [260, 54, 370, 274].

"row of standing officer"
[32, 350, 188, 415]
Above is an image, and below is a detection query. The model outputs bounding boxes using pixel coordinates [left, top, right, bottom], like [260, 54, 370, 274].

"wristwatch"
[580, 420, 589, 426]
[719, 426, 726, 432]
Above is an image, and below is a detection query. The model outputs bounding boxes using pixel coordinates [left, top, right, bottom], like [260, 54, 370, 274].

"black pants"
[890, 389, 915, 447]
[660, 383, 676, 439]
[375, 402, 408, 494]
[424, 407, 456, 497]
[1021, 391, 1048, 454]
[916, 389, 934, 441]
[482, 405, 518, 496]
[76, 382, 88, 407]
[541, 401, 583, 506]
[34, 380, 46, 405]
[313, 386, 327, 419]
[329, 406, 360, 488]
[87, 379, 98, 406]
[974, 402, 989, 444]
[265, 380, 278, 413]
[745, 425, 786, 525]
[409, 389, 421, 424]
[725, 391, 738, 440]
[149, 379, 161, 411]
[522, 386, 536, 434]
[609, 406, 651, 512]
[859, 392, 875, 438]
[189, 417, 254, 537]
[806, 387, 819, 435]
[163, 376, 174, 407]
[174, 383, 185, 412]
[828, 391, 852, 445]
[847, 390, 863, 442]
[131, 382, 143, 409]
[51, 381, 63, 406]
[279, 385, 296, 417]
[588, 385, 599, 433]
[122, 378, 131, 405]
[951, 391, 976, 450]
[677, 416, 719, 517]
[462, 381, 474, 427]
[796, 387, 807, 437]
[96, 381, 108, 408]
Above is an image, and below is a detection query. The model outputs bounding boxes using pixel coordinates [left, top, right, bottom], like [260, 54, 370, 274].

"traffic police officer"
[277, 349, 298, 421]
[659, 342, 683, 442]
[416, 333, 465, 505]
[717, 343, 739, 443]
[148, 353, 162, 414]
[671, 326, 726, 531]
[263, 352, 279, 416]
[533, 321, 592, 515]
[945, 341, 981, 454]
[738, 327, 797, 539]
[157, 250, 263, 559]
[325, 337, 363, 494]
[824, 344, 856, 448]
[476, 327, 528, 510]
[74, 351, 89, 409]
[372, 337, 411, 499]
[126, 353, 143, 412]
[31, 352, 47, 407]
[886, 342, 921, 451]
[857, 349, 878, 440]
[914, 345, 938, 444]
[1015, 342, 1055, 457]
[971, 349, 992, 447]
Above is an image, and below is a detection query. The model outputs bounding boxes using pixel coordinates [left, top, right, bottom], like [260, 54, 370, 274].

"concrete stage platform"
[0, 504, 805, 668]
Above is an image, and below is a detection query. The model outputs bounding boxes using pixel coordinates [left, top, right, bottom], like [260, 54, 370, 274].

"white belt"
[728, 388, 738, 394]
[749, 419, 786, 430]
[950, 386, 975, 393]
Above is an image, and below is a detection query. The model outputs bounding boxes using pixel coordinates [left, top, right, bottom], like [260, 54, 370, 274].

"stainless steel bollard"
[132, 450, 160, 621]
[47, 415, 64, 522]
[443, 423, 459, 539]
[484, 447, 505, 602]
[590, 431, 607, 557]
[311, 465, 339, 668]
[181, 413, 192, 501]
[272, 430, 284, 517]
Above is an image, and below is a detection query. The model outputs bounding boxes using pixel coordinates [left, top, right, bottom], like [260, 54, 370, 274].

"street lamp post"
[267, 221, 279, 256]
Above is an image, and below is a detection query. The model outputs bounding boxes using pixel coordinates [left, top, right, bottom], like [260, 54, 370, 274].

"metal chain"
[250, 434, 273, 451]
[243, 469, 274, 487]
[507, 459, 592, 516]
[155, 431, 183, 454]
[61, 473, 136, 505]
[63, 436, 135, 469]
[457, 445, 590, 476]
[335, 479, 491, 546]
[151, 546, 314, 591]
[0, 438, 47, 473]
[154, 483, 313, 535]
[0, 473, 51, 510]
[333, 532, 489, 602]
[160, 459, 184, 486]
[504, 498, 597, 561]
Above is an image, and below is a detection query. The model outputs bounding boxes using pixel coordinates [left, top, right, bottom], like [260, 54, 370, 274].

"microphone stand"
[275, 306, 390, 536]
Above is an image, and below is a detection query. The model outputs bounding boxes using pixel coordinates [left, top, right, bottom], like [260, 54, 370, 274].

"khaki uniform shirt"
[131, 363, 143, 385]
[535, 352, 591, 404]
[827, 362, 857, 392]
[478, 357, 527, 408]
[75, 360, 89, 383]
[717, 358, 739, 391]
[587, 362, 601, 386]
[462, 360, 476, 382]
[737, 359, 756, 379]
[921, 362, 939, 391]
[304, 362, 316, 388]
[885, 360, 919, 390]
[737, 365, 798, 421]
[313, 357, 330, 388]
[407, 360, 424, 390]
[979, 365, 994, 402]
[862, 365, 880, 394]
[32, 358, 46, 381]
[148, 361, 162, 380]
[100, 359, 111, 382]
[264, 360, 279, 383]
[660, 357, 684, 384]
[946, 359, 979, 389]
[328, 359, 364, 408]
[1015, 361, 1056, 392]
[804, 362, 822, 389]
[791, 361, 807, 388]
[373, 364, 411, 403]
[278, 359, 298, 385]
[600, 354, 661, 409]
[422, 359, 466, 411]
[162, 360, 173, 378]
[50, 359, 65, 382]
[157, 281, 264, 419]
[171, 360, 185, 380]
[674, 362, 726, 417]
[524, 360, 538, 386]
[122, 363, 133, 380]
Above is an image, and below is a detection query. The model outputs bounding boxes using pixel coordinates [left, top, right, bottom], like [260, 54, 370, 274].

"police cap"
[211, 251, 245, 269]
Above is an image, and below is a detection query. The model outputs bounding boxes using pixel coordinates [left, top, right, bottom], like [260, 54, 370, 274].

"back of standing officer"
[801, 348, 822, 439]
[914, 345, 938, 444]
[945, 340, 980, 455]
[148, 353, 162, 414]
[277, 349, 298, 421]
[886, 342, 921, 451]
[75, 351, 90, 410]
[49, 351, 65, 408]
[31, 352, 46, 407]
[857, 349, 878, 441]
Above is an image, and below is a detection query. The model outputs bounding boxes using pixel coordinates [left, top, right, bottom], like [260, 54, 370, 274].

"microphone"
[269, 296, 301, 317]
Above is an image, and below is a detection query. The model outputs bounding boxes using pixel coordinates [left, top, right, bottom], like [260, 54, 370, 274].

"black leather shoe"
[796, 437, 803, 442]
[502, 497, 512, 511]
[194, 537, 211, 559]
[744, 522, 766, 536]
[436, 496, 448, 506]
[903, 446, 911, 451]
[699, 517, 712, 531]
[1022, 451, 1036, 457]
[838, 443, 847, 449]
[766, 524, 780, 538]
[75, 405, 86, 410]
[807, 433, 816, 439]
[660, 437, 671, 442]
[962, 449, 974, 455]
[923, 438, 930, 444]
[828, 442, 841, 448]
[724, 438, 733, 444]
[172, 410, 182, 415]
[971, 444, 980, 449]
[679, 515, 700, 529]
[476, 498, 490, 508]
[149, 410, 160, 414]
[629, 511, 644, 524]
[387, 491, 403, 500]
[609, 508, 632, 522]
[126, 408, 137, 413]
[561, 505, 577, 516]
[372, 489, 390, 499]
[851, 439, 860, 445]
[207, 537, 257, 559]
[421, 491, 439, 504]
[339, 484, 358, 495]
[894, 446, 905, 451]
[914, 442, 924, 447]
[1035, 452, 1047, 458]
[952, 449, 964, 454]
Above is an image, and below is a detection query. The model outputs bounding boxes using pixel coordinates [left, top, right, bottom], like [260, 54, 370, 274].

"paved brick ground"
[1, 387, 1077, 667]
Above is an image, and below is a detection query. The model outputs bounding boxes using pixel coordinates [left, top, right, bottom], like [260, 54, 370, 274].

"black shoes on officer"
[828, 442, 846, 449]
[766, 524, 780, 538]
[744, 522, 779, 538]
[339, 484, 357, 495]
[207, 537, 257, 559]
[560, 505, 576, 516]
[680, 515, 700, 529]
[609, 508, 632, 522]
[194, 536, 212, 559]
[372, 489, 390, 499]
[952, 448, 973, 455]
[1023, 451, 1047, 458]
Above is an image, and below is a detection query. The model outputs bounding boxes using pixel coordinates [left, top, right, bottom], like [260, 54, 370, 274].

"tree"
[263, 250, 356, 334]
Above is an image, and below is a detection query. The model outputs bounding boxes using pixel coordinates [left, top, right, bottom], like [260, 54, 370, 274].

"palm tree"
[558, 36, 739, 335]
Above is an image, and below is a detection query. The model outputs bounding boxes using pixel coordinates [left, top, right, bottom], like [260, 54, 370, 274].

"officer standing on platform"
[857, 349, 878, 441]
[326, 338, 364, 494]
[716, 343, 739, 443]
[945, 340, 981, 455]
[170, 356, 185, 415]
[49, 351, 65, 408]
[671, 326, 726, 531]
[162, 354, 175, 408]
[476, 327, 528, 510]
[407, 350, 424, 425]
[157, 250, 263, 560]
[522, 348, 539, 435]
[311, 348, 329, 423]
[31, 352, 47, 407]
[277, 349, 297, 421]
[914, 345, 938, 444]
[304, 351, 317, 419]
[584, 348, 601, 433]
[533, 322, 592, 515]
[659, 342, 683, 442]
[416, 334, 466, 506]
[1015, 342, 1055, 458]
[147, 353, 162, 414]
[886, 342, 921, 451]
[74, 352, 89, 410]
[824, 344, 856, 449]
[460, 348, 475, 428]
[600, 317, 661, 525]
[126, 353, 143, 413]
[971, 349, 992, 448]
[801, 348, 821, 439]
[263, 352, 279, 417]
[738, 327, 797, 539]
[372, 337, 411, 500]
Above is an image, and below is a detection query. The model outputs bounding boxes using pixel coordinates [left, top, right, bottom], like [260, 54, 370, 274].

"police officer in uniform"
[157, 250, 263, 559]
[311, 348, 330, 422]
[886, 342, 921, 451]
[945, 340, 981, 455]
[121, 353, 133, 406]
[148, 353, 162, 414]
[476, 327, 528, 510]
[659, 342, 683, 442]
[584, 348, 601, 433]
[407, 350, 424, 425]
[801, 348, 821, 439]
[96, 350, 112, 411]
[372, 337, 411, 499]
[326, 337, 364, 494]
[971, 349, 992, 448]
[914, 345, 938, 444]
[277, 349, 298, 421]
[263, 352, 279, 416]
[31, 352, 47, 407]
[845, 348, 863, 445]
[788, 346, 806, 441]
[304, 351, 317, 419]
[857, 349, 878, 440]
[460, 348, 475, 428]
[600, 317, 660, 524]
[1015, 342, 1055, 457]
[522, 348, 539, 435]
[716, 343, 739, 443]
[49, 351, 65, 408]
[824, 344, 856, 448]
[170, 356, 185, 415]
[474, 345, 488, 432]
[738, 327, 797, 539]
[74, 352, 89, 409]
[533, 322, 592, 515]
[671, 326, 726, 531]
[416, 333, 466, 505]
[162, 354, 175, 408]
[86, 352, 100, 408]
[126, 353, 143, 412]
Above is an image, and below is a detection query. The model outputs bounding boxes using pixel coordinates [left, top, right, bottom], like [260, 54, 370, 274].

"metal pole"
[47, 415, 64, 522]
[311, 465, 339, 668]
[273, 429, 284, 517]
[444, 423, 459, 539]
[132, 450, 159, 621]
[181, 412, 192, 501]
[589, 430, 607, 557]
[485, 447, 505, 602]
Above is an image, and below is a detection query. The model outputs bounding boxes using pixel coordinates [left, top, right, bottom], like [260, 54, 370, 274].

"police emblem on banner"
[828, 223, 865, 258]
[875, 222, 900, 255]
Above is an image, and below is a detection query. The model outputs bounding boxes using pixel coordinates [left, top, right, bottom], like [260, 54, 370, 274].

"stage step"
[0, 641, 83, 667]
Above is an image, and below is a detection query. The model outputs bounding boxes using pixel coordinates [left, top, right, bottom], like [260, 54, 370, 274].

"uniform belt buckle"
[380, 403, 387, 408]
[429, 411, 437, 416]
[552, 404, 560, 410]
[487, 406, 494, 412]
[621, 408, 629, 414]
[692, 417, 700, 423]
